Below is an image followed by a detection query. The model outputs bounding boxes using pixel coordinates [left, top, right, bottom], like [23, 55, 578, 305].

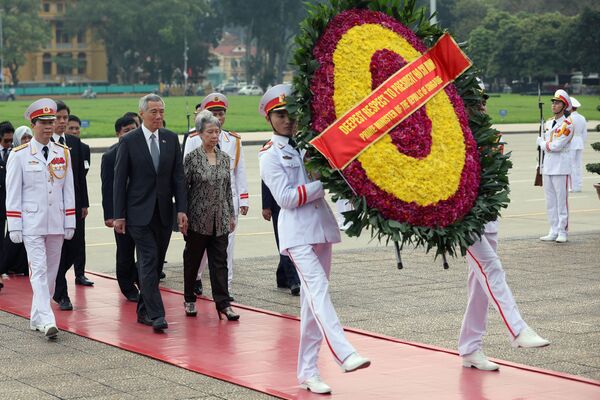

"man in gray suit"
[114, 94, 187, 332]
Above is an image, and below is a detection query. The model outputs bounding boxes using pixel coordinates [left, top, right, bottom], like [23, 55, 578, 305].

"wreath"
[289, 0, 511, 257]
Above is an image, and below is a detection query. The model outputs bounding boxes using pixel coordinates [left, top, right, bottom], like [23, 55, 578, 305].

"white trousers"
[23, 235, 64, 328]
[198, 226, 235, 291]
[542, 174, 570, 236]
[570, 149, 583, 191]
[458, 231, 526, 356]
[288, 243, 355, 383]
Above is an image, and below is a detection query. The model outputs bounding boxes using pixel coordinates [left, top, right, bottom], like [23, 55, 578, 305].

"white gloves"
[536, 137, 545, 147]
[9, 231, 23, 244]
[64, 228, 75, 240]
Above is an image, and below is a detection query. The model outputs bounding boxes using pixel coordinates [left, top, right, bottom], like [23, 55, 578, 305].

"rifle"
[534, 84, 544, 187]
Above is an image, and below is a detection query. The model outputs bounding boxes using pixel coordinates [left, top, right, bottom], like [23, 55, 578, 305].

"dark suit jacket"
[261, 180, 278, 212]
[0, 158, 6, 218]
[53, 134, 89, 211]
[114, 127, 186, 227]
[100, 143, 118, 221]
[81, 141, 91, 176]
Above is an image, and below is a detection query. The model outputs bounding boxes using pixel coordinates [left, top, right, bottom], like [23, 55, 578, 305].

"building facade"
[17, 0, 107, 84]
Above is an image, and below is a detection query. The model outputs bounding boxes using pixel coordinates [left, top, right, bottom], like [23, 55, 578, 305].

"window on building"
[43, 3, 50, 12]
[56, 53, 73, 76]
[77, 29, 85, 44]
[77, 53, 87, 75]
[55, 21, 70, 45]
[43, 53, 52, 76]
[57, 2, 64, 13]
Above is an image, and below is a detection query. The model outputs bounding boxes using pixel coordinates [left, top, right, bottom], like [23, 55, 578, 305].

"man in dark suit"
[114, 94, 187, 332]
[0, 122, 12, 290]
[66, 115, 92, 286]
[52, 101, 91, 311]
[261, 179, 300, 296]
[101, 116, 139, 301]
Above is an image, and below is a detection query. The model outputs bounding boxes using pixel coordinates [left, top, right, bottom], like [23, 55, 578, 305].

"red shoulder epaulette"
[259, 140, 272, 152]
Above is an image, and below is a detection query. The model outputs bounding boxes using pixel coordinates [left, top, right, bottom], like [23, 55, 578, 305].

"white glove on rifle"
[64, 228, 75, 240]
[536, 137, 545, 147]
[9, 231, 23, 244]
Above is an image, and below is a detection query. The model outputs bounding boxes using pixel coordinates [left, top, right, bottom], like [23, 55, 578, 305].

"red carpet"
[0, 273, 598, 399]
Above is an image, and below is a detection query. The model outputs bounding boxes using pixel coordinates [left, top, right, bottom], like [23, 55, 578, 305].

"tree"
[219, 0, 309, 88]
[569, 8, 600, 74]
[67, 0, 221, 83]
[0, 0, 50, 85]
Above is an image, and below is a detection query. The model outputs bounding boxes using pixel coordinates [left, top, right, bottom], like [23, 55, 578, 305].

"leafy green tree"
[67, 0, 220, 83]
[0, 0, 50, 85]
[569, 8, 600, 74]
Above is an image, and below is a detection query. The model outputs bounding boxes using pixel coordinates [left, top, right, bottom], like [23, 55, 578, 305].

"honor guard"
[5, 98, 76, 339]
[568, 97, 588, 192]
[537, 89, 574, 243]
[258, 84, 370, 394]
[183, 93, 249, 295]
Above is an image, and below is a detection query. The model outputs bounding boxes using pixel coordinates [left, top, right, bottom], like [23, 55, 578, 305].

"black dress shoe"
[137, 314, 153, 326]
[58, 297, 73, 311]
[125, 292, 140, 302]
[75, 275, 94, 286]
[159, 271, 166, 280]
[193, 279, 203, 295]
[290, 283, 301, 296]
[152, 317, 168, 331]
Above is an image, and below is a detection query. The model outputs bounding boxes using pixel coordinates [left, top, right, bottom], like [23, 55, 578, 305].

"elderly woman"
[183, 110, 239, 321]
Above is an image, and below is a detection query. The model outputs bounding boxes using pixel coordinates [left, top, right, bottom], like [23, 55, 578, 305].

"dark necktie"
[42, 146, 49, 160]
[150, 133, 160, 171]
[552, 120, 557, 128]
[2, 148, 7, 162]
[288, 138, 300, 154]
[59, 136, 65, 145]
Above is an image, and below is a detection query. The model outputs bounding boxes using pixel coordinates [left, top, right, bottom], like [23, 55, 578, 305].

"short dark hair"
[0, 121, 15, 136]
[162, 119, 166, 128]
[195, 103, 202, 111]
[68, 115, 81, 125]
[55, 100, 70, 114]
[115, 116, 137, 133]
[123, 111, 140, 120]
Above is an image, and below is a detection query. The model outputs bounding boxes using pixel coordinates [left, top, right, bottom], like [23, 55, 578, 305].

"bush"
[586, 141, 600, 176]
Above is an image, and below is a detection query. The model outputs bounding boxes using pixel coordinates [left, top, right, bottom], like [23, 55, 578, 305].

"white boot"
[300, 375, 332, 394]
[555, 233, 568, 243]
[43, 324, 59, 339]
[462, 350, 499, 371]
[512, 327, 550, 348]
[540, 233, 558, 241]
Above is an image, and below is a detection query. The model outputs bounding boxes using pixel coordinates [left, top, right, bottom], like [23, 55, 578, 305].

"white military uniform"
[540, 114, 573, 237]
[569, 110, 587, 192]
[184, 129, 248, 288]
[259, 133, 355, 383]
[6, 139, 76, 329]
[458, 220, 527, 356]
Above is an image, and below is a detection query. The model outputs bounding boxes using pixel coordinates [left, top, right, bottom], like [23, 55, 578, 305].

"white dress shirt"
[141, 124, 160, 156]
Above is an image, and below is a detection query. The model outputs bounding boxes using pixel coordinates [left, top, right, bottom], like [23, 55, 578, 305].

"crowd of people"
[0, 85, 590, 394]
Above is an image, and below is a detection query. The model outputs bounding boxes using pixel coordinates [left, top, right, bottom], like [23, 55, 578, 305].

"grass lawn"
[0, 94, 598, 138]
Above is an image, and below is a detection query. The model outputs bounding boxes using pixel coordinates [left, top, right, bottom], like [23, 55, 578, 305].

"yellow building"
[17, 0, 107, 84]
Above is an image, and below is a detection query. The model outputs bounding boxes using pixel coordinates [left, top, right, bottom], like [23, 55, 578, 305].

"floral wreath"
[289, 0, 511, 257]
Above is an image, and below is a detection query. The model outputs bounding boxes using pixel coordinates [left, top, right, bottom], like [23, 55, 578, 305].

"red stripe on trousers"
[288, 249, 344, 364]
[466, 249, 516, 338]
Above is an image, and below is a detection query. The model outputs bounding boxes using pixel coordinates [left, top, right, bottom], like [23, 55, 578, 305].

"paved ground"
[1, 231, 599, 399]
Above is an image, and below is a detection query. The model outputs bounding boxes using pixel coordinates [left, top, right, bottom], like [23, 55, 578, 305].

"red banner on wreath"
[310, 33, 472, 170]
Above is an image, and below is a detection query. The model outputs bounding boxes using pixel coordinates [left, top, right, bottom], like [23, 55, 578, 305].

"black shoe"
[228, 296, 235, 302]
[217, 307, 240, 321]
[58, 297, 73, 311]
[137, 313, 153, 326]
[277, 284, 289, 289]
[152, 317, 168, 331]
[290, 283, 301, 296]
[159, 271, 166, 280]
[125, 291, 140, 302]
[193, 279, 203, 295]
[75, 275, 94, 286]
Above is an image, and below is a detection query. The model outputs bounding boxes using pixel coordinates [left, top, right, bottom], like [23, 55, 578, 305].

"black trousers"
[183, 229, 230, 310]
[128, 207, 171, 320]
[73, 217, 86, 276]
[0, 233, 28, 275]
[114, 230, 138, 296]
[54, 211, 85, 302]
[272, 207, 300, 288]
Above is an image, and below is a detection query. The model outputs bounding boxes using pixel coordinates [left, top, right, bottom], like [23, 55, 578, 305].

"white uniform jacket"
[5, 139, 76, 235]
[184, 129, 249, 213]
[259, 134, 341, 253]
[569, 111, 587, 151]
[541, 115, 573, 175]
